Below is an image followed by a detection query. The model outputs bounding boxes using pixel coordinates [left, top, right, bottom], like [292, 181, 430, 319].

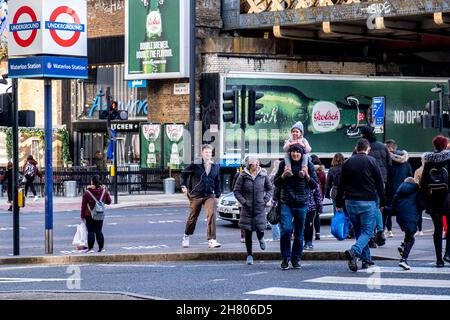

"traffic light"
[222, 87, 239, 124]
[109, 100, 119, 120]
[0, 94, 35, 127]
[420, 100, 440, 129]
[0, 93, 12, 126]
[248, 89, 264, 125]
[99, 100, 128, 120]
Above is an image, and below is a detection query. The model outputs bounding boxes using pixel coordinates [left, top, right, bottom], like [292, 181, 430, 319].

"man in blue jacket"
[180, 144, 222, 249]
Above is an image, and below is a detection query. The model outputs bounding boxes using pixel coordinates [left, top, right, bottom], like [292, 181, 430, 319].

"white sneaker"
[415, 231, 424, 236]
[386, 231, 394, 238]
[182, 235, 189, 248]
[208, 239, 221, 248]
[34, 196, 39, 201]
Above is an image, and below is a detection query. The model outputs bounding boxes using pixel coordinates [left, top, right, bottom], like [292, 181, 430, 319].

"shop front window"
[73, 64, 148, 121]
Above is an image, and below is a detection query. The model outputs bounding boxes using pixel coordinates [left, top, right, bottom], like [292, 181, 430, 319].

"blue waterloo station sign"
[8, 55, 88, 79]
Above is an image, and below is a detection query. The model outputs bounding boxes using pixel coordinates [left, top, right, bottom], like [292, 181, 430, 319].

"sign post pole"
[8, 0, 87, 255]
[12, 79, 20, 256]
[44, 78, 53, 254]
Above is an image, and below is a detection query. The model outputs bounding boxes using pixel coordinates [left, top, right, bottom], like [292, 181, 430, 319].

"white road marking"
[305, 276, 450, 288]
[60, 250, 89, 254]
[0, 227, 26, 231]
[0, 277, 81, 283]
[106, 222, 118, 225]
[121, 245, 169, 250]
[96, 264, 176, 268]
[243, 272, 269, 277]
[148, 220, 183, 224]
[357, 266, 450, 274]
[210, 279, 227, 282]
[245, 287, 450, 300]
[0, 265, 89, 271]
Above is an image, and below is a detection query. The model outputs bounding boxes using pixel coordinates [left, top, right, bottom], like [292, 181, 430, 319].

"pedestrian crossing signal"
[222, 87, 239, 124]
[248, 89, 264, 125]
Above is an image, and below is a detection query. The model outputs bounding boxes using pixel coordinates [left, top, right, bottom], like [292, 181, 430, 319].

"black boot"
[402, 240, 415, 261]
[433, 229, 443, 265]
[375, 231, 386, 246]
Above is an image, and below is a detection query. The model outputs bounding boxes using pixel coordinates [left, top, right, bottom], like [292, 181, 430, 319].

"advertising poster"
[125, 0, 189, 80]
[140, 123, 162, 168]
[222, 74, 446, 162]
[163, 123, 185, 169]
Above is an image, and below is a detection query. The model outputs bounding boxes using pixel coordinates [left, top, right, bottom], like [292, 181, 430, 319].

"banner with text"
[125, 0, 189, 80]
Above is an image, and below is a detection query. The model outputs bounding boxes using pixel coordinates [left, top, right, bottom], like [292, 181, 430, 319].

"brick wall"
[147, 79, 190, 124]
[87, 0, 125, 38]
[202, 54, 376, 75]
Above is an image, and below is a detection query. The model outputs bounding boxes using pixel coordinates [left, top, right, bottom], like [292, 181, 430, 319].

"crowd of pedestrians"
[176, 123, 450, 272]
[3, 123, 449, 272]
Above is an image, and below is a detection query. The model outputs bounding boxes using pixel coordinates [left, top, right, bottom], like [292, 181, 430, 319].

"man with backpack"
[420, 135, 450, 267]
[80, 175, 112, 253]
[22, 155, 42, 201]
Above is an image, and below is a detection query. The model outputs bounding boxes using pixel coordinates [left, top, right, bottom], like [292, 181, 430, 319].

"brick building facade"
[3, 0, 448, 168]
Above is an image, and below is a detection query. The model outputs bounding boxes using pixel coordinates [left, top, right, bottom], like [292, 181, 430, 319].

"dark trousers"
[244, 229, 264, 256]
[85, 216, 104, 250]
[417, 211, 423, 232]
[431, 213, 450, 261]
[382, 211, 393, 231]
[313, 211, 321, 235]
[304, 211, 317, 244]
[24, 176, 37, 197]
[401, 231, 415, 260]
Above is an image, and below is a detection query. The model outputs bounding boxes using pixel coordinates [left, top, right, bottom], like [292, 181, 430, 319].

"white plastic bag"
[72, 221, 88, 249]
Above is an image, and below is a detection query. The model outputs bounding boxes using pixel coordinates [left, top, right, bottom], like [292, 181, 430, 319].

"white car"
[217, 192, 334, 227]
[217, 192, 241, 226]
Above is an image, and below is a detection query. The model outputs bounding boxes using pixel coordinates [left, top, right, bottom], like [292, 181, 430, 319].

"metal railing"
[4, 166, 181, 197]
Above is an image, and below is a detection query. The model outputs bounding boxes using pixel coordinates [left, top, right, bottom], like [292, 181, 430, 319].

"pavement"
[0, 192, 441, 266]
[15, 191, 190, 213]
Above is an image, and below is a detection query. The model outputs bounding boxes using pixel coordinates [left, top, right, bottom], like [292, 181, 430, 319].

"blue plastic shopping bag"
[331, 209, 349, 241]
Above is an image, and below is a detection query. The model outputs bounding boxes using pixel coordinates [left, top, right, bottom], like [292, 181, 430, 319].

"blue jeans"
[279, 203, 307, 262]
[345, 200, 376, 262]
[375, 197, 383, 233]
[271, 223, 280, 240]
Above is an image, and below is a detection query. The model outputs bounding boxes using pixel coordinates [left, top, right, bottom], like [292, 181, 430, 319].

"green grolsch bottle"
[142, 0, 166, 74]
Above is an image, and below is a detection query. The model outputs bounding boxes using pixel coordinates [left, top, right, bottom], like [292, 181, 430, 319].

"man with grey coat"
[234, 157, 274, 265]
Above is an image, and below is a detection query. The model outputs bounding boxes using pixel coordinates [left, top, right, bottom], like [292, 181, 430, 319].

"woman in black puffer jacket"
[420, 135, 450, 267]
[234, 157, 273, 265]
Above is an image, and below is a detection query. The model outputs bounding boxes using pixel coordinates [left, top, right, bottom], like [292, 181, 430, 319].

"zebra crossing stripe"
[357, 266, 450, 274]
[305, 276, 450, 288]
[245, 287, 450, 300]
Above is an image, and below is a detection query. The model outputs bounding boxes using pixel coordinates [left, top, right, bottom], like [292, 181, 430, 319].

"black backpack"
[427, 166, 449, 195]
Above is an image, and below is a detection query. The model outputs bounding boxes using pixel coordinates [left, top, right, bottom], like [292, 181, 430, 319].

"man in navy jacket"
[180, 144, 222, 249]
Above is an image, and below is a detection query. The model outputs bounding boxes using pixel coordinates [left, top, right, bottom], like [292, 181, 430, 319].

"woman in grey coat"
[234, 157, 274, 265]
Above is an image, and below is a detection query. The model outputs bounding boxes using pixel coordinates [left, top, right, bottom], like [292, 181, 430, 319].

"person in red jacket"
[80, 175, 112, 253]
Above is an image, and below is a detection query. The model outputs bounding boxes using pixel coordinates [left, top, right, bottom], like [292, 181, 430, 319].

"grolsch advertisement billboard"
[125, 0, 190, 80]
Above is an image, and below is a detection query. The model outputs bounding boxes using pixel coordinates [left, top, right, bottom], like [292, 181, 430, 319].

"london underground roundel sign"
[46, 6, 84, 48]
[8, 0, 87, 57]
[10, 6, 40, 48]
